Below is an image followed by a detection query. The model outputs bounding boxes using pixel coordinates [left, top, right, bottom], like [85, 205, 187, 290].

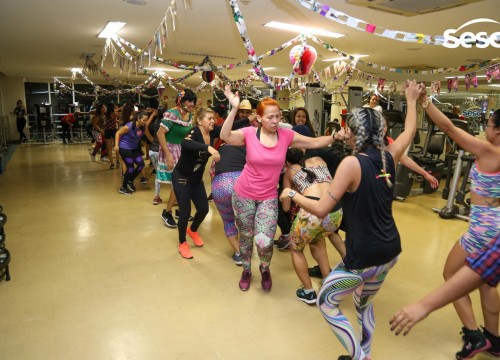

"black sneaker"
[151, 169, 156, 175]
[276, 235, 290, 251]
[338, 356, 352, 360]
[126, 182, 136, 192]
[207, 193, 213, 202]
[456, 327, 491, 359]
[274, 234, 288, 246]
[174, 209, 194, 221]
[232, 253, 243, 266]
[296, 287, 317, 305]
[161, 210, 177, 228]
[482, 326, 500, 356]
[119, 186, 132, 195]
[140, 177, 148, 184]
[308, 265, 324, 279]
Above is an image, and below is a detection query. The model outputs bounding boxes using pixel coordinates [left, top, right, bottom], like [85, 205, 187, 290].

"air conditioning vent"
[345, 0, 485, 17]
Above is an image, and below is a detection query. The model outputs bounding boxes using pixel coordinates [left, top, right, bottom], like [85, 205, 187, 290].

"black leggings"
[119, 148, 144, 185]
[16, 118, 27, 142]
[172, 169, 209, 244]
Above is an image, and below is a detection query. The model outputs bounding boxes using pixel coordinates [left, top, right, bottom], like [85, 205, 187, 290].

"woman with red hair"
[221, 85, 337, 292]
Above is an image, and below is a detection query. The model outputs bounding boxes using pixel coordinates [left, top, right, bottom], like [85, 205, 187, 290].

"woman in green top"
[157, 89, 197, 228]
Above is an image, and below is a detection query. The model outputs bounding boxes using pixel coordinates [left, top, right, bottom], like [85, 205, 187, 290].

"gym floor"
[0, 142, 494, 360]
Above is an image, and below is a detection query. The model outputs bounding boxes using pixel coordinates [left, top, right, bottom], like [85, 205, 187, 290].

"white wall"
[0, 74, 27, 142]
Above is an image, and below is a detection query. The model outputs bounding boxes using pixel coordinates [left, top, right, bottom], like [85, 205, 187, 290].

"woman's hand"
[166, 153, 174, 170]
[208, 146, 220, 162]
[423, 172, 439, 189]
[224, 85, 240, 109]
[113, 145, 119, 152]
[404, 80, 422, 104]
[279, 188, 293, 203]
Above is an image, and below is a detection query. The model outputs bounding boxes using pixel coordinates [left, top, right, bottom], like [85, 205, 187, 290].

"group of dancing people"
[98, 81, 498, 360]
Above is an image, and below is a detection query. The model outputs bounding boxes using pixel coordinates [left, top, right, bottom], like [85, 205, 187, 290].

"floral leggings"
[232, 192, 278, 271]
[318, 257, 398, 360]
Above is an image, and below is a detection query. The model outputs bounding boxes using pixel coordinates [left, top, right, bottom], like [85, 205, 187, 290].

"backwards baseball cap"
[292, 125, 312, 137]
[239, 99, 252, 110]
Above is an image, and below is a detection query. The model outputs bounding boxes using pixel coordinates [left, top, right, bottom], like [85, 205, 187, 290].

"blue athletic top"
[119, 122, 144, 150]
[470, 162, 500, 198]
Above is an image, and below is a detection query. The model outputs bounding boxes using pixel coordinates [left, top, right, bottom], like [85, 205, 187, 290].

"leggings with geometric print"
[232, 192, 278, 271]
[317, 257, 398, 360]
[119, 148, 144, 186]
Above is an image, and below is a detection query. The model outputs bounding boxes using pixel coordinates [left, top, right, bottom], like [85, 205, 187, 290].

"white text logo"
[443, 18, 500, 48]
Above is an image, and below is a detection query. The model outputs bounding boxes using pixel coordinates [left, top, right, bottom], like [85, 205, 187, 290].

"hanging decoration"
[431, 81, 441, 96]
[377, 78, 386, 92]
[202, 71, 215, 83]
[296, 0, 444, 45]
[289, 44, 318, 75]
[157, 81, 166, 99]
[227, 0, 273, 88]
[389, 82, 397, 95]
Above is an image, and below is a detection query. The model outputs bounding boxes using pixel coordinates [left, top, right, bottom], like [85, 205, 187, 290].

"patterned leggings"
[212, 171, 242, 238]
[318, 257, 398, 360]
[232, 192, 278, 271]
[119, 148, 145, 185]
[460, 205, 500, 254]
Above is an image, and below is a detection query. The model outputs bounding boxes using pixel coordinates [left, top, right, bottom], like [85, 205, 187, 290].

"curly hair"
[347, 107, 393, 187]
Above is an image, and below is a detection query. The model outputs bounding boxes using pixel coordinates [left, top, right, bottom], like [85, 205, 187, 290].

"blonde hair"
[193, 107, 213, 126]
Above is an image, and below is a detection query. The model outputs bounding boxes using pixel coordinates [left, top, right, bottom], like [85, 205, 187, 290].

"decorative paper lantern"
[289, 45, 317, 76]
[157, 81, 166, 99]
[202, 71, 215, 83]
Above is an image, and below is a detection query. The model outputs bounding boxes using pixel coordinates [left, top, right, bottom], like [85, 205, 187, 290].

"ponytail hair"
[286, 148, 317, 183]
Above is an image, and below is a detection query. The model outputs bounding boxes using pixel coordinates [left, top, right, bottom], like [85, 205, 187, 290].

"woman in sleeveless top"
[281, 81, 423, 360]
[281, 148, 343, 305]
[417, 93, 500, 358]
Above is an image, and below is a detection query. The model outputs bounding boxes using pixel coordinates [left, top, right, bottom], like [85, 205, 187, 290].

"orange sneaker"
[186, 227, 204, 247]
[178, 242, 193, 259]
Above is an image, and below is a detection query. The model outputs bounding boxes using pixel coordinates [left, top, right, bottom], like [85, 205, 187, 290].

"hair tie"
[376, 169, 391, 179]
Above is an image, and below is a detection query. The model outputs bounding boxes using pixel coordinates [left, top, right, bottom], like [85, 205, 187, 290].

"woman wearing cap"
[221, 85, 337, 292]
[157, 89, 197, 228]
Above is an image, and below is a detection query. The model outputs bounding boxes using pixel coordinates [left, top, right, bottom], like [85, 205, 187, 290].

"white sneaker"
[100, 157, 109, 162]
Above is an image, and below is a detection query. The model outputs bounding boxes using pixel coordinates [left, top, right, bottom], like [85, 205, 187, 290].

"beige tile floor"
[0, 142, 496, 360]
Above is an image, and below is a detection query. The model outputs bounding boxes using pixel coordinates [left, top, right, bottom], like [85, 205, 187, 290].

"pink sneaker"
[153, 196, 162, 205]
[260, 265, 272, 292]
[239, 270, 251, 291]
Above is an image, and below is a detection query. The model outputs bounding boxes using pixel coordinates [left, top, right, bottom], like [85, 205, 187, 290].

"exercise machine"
[432, 119, 474, 221]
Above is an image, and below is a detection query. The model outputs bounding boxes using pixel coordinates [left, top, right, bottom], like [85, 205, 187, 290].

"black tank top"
[341, 147, 401, 269]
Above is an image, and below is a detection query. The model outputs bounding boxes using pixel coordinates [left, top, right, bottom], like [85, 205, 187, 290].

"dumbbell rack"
[0, 205, 11, 281]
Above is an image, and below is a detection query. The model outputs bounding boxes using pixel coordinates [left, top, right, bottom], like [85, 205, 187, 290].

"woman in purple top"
[114, 111, 148, 195]
[220, 85, 336, 292]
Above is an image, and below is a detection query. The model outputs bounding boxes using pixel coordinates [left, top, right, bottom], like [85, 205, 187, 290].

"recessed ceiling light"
[264, 21, 345, 38]
[97, 21, 126, 38]
[123, 0, 146, 5]
[322, 55, 368, 62]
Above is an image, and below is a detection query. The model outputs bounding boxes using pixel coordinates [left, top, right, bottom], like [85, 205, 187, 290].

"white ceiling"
[0, 0, 499, 93]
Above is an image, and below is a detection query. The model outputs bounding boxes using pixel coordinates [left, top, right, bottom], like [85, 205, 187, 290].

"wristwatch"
[288, 190, 297, 198]
[421, 99, 431, 109]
